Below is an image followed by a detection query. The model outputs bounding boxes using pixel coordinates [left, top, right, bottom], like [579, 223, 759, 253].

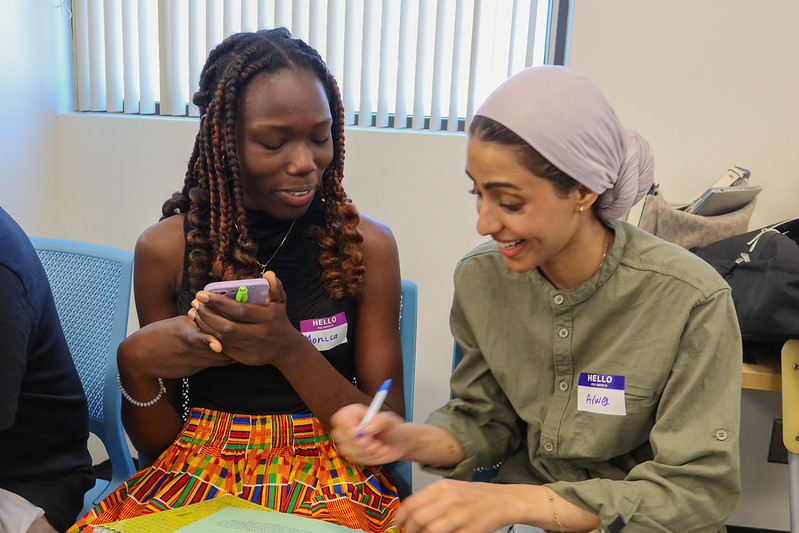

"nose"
[286, 142, 317, 176]
[475, 202, 501, 236]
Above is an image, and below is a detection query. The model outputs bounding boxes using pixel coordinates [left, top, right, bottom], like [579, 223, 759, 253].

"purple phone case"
[203, 278, 270, 304]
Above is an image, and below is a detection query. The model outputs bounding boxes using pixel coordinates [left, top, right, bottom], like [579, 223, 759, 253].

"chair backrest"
[29, 237, 136, 514]
[385, 279, 417, 498]
[782, 339, 799, 532]
[452, 341, 464, 375]
[399, 279, 418, 420]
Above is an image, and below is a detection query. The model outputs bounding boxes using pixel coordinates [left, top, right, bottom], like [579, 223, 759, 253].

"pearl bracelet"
[117, 374, 166, 407]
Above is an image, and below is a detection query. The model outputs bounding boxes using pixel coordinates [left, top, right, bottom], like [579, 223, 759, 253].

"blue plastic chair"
[29, 237, 136, 516]
[384, 279, 417, 498]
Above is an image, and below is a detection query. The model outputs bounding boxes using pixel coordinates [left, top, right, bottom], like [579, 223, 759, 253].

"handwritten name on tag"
[300, 312, 348, 351]
[577, 372, 626, 416]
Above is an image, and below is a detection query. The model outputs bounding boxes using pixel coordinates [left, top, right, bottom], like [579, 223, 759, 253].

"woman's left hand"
[188, 271, 306, 366]
[396, 479, 521, 533]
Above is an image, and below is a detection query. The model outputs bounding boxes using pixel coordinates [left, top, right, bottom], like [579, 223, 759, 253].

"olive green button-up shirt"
[425, 220, 742, 532]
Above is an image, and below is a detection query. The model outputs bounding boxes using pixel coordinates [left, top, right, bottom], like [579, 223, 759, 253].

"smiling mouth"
[277, 187, 317, 208]
[496, 239, 523, 249]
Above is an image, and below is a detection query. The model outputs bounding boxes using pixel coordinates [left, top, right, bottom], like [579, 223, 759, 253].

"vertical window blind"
[71, 0, 568, 131]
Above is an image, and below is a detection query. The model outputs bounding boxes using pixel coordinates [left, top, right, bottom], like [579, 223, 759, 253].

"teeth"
[289, 191, 309, 196]
[497, 240, 522, 249]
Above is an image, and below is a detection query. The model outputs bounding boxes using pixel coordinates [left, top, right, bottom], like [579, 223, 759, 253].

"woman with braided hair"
[69, 28, 404, 532]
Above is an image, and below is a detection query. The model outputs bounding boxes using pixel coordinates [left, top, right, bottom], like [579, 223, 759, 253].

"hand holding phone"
[203, 278, 270, 305]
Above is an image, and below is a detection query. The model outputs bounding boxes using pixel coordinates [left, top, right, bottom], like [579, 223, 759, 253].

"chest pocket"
[571, 383, 658, 460]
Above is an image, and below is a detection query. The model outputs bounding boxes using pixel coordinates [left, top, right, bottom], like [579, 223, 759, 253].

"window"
[71, 0, 569, 131]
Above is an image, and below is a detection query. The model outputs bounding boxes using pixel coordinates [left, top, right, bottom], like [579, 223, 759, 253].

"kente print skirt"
[68, 407, 402, 532]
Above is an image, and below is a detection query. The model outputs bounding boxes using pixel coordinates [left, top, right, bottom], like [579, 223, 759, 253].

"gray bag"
[636, 187, 756, 249]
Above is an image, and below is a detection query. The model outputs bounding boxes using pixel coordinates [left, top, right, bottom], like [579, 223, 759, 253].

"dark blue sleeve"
[0, 264, 34, 430]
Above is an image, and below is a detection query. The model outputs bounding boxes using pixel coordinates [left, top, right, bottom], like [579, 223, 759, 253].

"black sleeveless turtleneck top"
[176, 199, 357, 414]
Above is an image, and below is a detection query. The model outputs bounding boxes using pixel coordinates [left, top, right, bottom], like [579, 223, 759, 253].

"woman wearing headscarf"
[331, 66, 742, 532]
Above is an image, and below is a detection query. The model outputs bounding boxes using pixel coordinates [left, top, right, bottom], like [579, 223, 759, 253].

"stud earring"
[578, 205, 584, 214]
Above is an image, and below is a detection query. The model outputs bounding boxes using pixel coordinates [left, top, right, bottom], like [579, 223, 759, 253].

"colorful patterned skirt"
[68, 407, 402, 532]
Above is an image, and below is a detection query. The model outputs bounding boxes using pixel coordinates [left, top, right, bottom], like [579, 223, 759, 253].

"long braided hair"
[162, 28, 364, 299]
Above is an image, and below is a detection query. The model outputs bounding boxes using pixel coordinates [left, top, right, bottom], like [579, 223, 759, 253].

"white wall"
[568, 0, 799, 230]
[8, 0, 798, 528]
[0, 0, 72, 234]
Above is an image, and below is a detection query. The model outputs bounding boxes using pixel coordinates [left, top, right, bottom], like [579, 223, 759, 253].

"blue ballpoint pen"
[356, 378, 392, 438]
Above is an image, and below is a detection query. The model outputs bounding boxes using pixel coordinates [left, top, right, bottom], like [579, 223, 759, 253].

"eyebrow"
[465, 170, 521, 191]
[250, 118, 332, 133]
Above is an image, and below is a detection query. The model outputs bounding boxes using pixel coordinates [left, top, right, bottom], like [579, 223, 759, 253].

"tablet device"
[710, 165, 750, 188]
[685, 185, 761, 216]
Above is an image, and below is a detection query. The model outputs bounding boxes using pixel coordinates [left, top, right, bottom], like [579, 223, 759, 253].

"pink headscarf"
[474, 66, 654, 220]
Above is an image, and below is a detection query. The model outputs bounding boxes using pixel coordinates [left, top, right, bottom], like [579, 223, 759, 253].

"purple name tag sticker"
[300, 312, 348, 352]
[577, 372, 626, 416]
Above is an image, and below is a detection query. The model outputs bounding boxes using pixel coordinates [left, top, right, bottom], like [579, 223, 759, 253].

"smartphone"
[203, 278, 270, 304]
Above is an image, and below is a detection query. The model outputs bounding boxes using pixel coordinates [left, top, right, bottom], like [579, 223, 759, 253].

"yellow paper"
[173, 506, 358, 532]
[94, 495, 270, 533]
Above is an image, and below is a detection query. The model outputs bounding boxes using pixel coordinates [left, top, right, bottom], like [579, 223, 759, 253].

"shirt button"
[543, 442, 554, 452]
[553, 295, 564, 305]
[715, 429, 729, 441]
[558, 328, 569, 338]
[559, 381, 569, 391]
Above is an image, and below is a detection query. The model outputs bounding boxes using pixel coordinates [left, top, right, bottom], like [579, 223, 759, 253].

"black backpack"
[692, 218, 799, 344]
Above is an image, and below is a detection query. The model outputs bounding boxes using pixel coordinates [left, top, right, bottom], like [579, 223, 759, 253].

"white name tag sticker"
[300, 312, 348, 351]
[577, 372, 626, 416]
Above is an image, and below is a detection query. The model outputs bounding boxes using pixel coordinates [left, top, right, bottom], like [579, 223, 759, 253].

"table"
[742, 351, 782, 392]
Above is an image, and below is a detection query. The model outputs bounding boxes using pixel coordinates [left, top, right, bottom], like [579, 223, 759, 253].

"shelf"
[741, 352, 782, 392]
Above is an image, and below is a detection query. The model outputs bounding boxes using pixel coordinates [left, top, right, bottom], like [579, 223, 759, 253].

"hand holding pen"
[356, 378, 392, 439]
[329, 380, 411, 466]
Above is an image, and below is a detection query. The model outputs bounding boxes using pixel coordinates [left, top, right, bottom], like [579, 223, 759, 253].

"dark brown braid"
[161, 28, 364, 299]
